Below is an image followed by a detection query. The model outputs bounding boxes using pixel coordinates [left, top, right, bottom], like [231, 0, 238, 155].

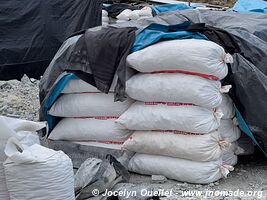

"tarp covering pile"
[0, 0, 102, 81]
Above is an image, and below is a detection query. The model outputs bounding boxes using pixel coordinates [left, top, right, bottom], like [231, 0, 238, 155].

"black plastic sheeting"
[229, 54, 267, 148]
[0, 0, 102, 81]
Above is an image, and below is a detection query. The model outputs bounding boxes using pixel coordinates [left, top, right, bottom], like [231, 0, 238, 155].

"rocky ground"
[0, 76, 266, 199]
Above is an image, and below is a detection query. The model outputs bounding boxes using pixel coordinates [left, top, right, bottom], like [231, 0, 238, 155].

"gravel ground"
[0, 76, 266, 200]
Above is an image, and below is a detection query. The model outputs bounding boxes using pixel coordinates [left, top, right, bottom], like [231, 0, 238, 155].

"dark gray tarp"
[40, 9, 267, 151]
[0, 0, 102, 81]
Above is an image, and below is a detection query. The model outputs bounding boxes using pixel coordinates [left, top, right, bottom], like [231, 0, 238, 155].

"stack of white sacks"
[115, 39, 242, 184]
[48, 77, 133, 150]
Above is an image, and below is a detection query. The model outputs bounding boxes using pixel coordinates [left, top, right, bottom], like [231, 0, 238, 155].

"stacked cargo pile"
[47, 78, 133, 150]
[116, 39, 241, 184]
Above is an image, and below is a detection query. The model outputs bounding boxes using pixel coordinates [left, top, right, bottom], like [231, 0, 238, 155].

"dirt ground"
[0, 76, 266, 200]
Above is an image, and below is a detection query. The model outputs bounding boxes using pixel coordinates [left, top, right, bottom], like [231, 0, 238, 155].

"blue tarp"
[44, 73, 77, 130]
[152, 3, 190, 14]
[131, 22, 208, 52]
[232, 0, 267, 13]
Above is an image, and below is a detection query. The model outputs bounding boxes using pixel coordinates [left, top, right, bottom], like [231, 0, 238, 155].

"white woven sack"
[219, 94, 235, 119]
[219, 119, 241, 143]
[116, 9, 132, 20]
[4, 138, 75, 200]
[222, 149, 237, 166]
[62, 77, 117, 93]
[0, 116, 46, 200]
[127, 39, 233, 80]
[49, 117, 132, 141]
[49, 93, 133, 117]
[126, 73, 231, 108]
[102, 10, 108, 17]
[123, 130, 226, 161]
[128, 153, 234, 184]
[116, 102, 223, 133]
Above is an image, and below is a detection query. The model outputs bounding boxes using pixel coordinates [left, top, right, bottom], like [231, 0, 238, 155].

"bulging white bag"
[0, 116, 46, 200]
[128, 153, 233, 184]
[219, 119, 241, 143]
[49, 117, 132, 141]
[127, 39, 233, 80]
[126, 73, 231, 108]
[222, 142, 238, 166]
[4, 138, 75, 200]
[116, 102, 222, 133]
[116, 9, 132, 20]
[102, 10, 108, 17]
[223, 149, 238, 166]
[62, 77, 117, 94]
[49, 93, 133, 117]
[219, 94, 235, 119]
[123, 130, 225, 161]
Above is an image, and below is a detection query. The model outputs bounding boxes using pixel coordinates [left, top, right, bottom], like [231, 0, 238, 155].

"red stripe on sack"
[75, 140, 124, 145]
[144, 102, 194, 106]
[155, 130, 205, 135]
[150, 70, 219, 81]
[73, 116, 119, 120]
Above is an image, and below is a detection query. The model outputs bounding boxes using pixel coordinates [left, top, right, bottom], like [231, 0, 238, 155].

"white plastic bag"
[127, 39, 233, 80]
[219, 119, 241, 143]
[128, 153, 233, 184]
[49, 93, 133, 117]
[49, 117, 132, 141]
[126, 73, 231, 108]
[0, 116, 46, 200]
[116, 102, 222, 133]
[62, 77, 117, 94]
[123, 131, 224, 161]
[4, 138, 75, 200]
[219, 94, 235, 119]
